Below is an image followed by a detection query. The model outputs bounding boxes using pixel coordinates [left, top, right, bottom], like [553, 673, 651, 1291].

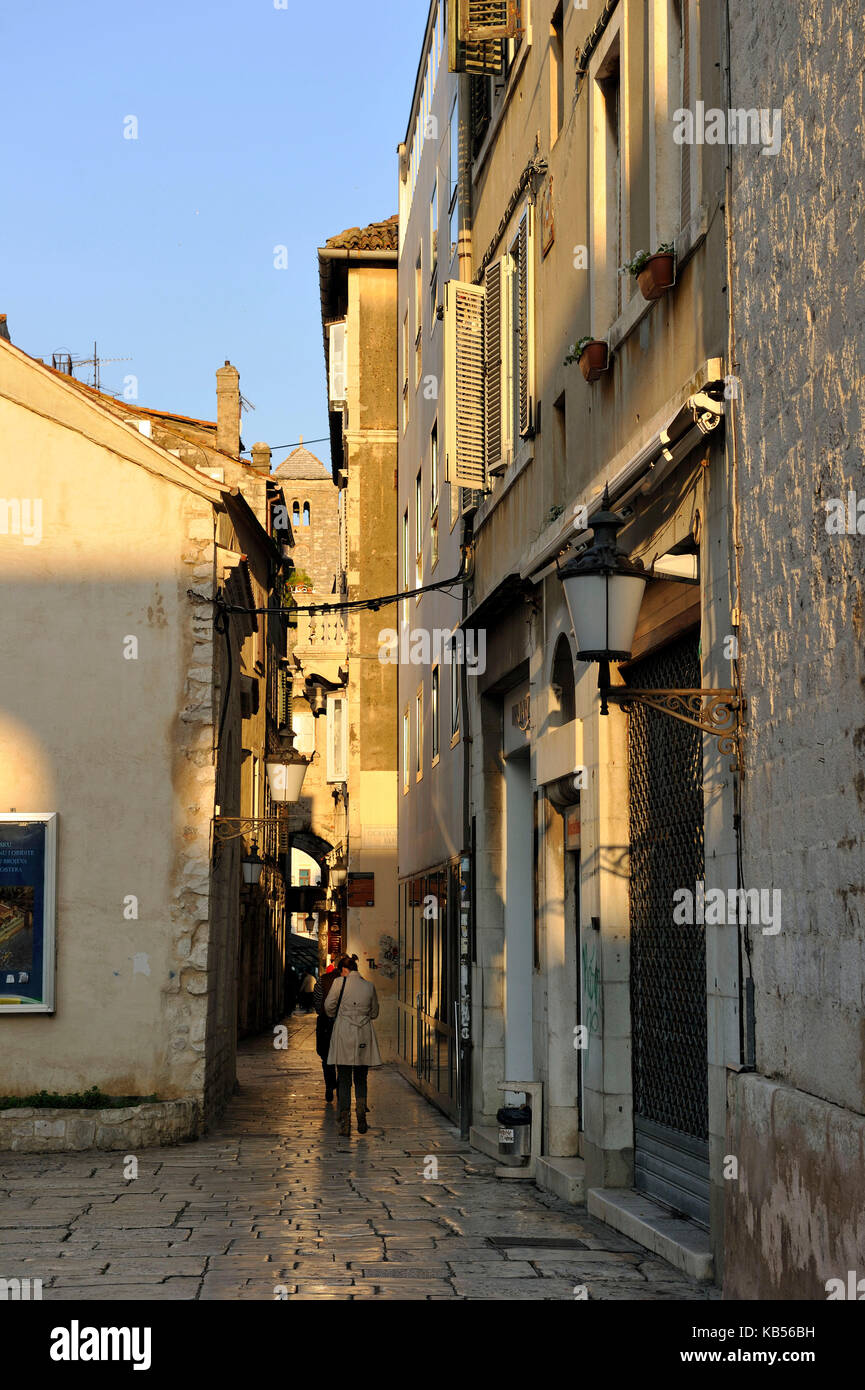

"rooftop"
[273, 442, 332, 482]
[323, 215, 399, 253]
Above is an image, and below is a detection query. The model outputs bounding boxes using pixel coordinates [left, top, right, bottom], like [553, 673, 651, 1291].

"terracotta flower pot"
[637, 253, 676, 301]
[579, 340, 609, 382]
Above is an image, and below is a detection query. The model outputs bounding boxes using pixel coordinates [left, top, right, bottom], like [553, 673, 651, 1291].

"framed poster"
[0, 814, 57, 1013]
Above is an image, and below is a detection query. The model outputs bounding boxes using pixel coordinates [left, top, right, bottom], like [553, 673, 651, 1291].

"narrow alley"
[1, 1015, 717, 1302]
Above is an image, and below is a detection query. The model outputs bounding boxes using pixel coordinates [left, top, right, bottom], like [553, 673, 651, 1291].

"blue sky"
[0, 0, 428, 466]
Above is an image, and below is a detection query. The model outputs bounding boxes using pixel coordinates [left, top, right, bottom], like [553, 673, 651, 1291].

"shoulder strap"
[334, 978, 347, 1016]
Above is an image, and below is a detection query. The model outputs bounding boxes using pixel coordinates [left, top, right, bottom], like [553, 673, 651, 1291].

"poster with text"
[0, 815, 57, 1012]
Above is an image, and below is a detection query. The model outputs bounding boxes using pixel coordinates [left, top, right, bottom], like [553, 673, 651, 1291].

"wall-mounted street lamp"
[242, 840, 265, 888]
[266, 728, 314, 803]
[556, 487, 743, 765]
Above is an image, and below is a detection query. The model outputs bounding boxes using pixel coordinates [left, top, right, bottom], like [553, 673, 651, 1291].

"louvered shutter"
[517, 207, 533, 437]
[680, 0, 691, 228]
[444, 279, 487, 507]
[278, 667, 292, 731]
[449, 0, 522, 74]
[484, 260, 504, 473]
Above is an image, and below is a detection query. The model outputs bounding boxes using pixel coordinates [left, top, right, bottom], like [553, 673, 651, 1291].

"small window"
[402, 508, 410, 624]
[292, 501, 300, 525]
[551, 634, 576, 726]
[415, 250, 423, 382]
[403, 708, 410, 792]
[451, 645, 461, 741]
[415, 470, 423, 589]
[415, 688, 423, 779]
[550, 3, 564, 146]
[327, 693, 347, 781]
[303, 501, 311, 526]
[432, 666, 440, 761]
[430, 421, 439, 516]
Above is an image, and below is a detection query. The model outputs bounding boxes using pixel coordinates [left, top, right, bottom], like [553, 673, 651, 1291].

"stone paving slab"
[0, 1012, 719, 1302]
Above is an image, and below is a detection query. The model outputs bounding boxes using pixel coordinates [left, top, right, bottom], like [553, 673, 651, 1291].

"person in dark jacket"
[313, 958, 340, 1101]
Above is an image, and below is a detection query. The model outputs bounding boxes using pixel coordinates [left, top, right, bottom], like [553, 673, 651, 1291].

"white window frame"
[588, 8, 629, 334]
[326, 692, 347, 782]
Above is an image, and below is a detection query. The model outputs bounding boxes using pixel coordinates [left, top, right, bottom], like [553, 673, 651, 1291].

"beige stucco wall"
[0, 349, 231, 1106]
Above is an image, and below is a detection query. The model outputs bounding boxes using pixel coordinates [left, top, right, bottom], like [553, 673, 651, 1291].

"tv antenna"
[51, 341, 133, 394]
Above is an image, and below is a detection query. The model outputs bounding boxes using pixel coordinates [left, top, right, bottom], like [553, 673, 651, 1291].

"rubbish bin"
[497, 1104, 532, 1164]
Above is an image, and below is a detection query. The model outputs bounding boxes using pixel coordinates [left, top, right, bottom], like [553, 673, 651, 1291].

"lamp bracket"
[602, 687, 744, 764]
[213, 817, 286, 842]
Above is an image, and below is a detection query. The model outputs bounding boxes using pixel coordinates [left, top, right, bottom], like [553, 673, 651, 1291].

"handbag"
[319, 976, 346, 1051]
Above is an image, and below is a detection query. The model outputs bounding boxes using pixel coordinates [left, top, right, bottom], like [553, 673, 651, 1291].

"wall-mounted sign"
[0, 814, 57, 1013]
[540, 175, 555, 257]
[347, 872, 375, 907]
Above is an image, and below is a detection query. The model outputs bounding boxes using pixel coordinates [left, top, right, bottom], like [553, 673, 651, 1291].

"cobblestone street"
[0, 1015, 719, 1302]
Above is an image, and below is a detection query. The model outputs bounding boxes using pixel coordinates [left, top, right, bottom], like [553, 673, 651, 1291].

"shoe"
[338, 1110, 351, 1137]
[356, 1107, 368, 1134]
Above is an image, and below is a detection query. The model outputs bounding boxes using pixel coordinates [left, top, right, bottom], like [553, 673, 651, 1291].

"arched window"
[550, 635, 576, 727]
[303, 501, 311, 526]
[292, 501, 300, 525]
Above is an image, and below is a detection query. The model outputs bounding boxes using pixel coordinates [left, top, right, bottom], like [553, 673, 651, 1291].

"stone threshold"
[536, 1155, 585, 1204]
[587, 1187, 714, 1282]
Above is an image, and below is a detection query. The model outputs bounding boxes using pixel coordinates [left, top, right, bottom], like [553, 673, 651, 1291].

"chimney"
[0, 315, 10, 343]
[250, 442, 272, 475]
[215, 360, 240, 457]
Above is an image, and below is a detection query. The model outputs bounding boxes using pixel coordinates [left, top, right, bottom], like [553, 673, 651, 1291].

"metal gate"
[627, 632, 709, 1225]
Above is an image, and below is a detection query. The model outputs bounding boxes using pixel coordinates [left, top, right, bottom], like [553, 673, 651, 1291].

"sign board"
[347, 872, 375, 907]
[0, 814, 57, 1013]
[565, 806, 581, 851]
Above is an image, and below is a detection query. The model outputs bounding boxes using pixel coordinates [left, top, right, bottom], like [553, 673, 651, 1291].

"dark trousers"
[321, 1058, 337, 1092]
[337, 1065, 368, 1112]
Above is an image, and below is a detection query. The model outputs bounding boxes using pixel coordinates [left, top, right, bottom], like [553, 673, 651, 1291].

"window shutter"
[277, 667, 292, 730]
[484, 259, 504, 474]
[681, 0, 691, 228]
[444, 279, 487, 499]
[450, 0, 522, 75]
[517, 207, 533, 437]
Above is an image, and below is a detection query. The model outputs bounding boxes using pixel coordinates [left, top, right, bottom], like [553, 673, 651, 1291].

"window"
[449, 99, 459, 262]
[402, 307, 410, 430]
[326, 693, 347, 782]
[450, 645, 461, 741]
[302, 501, 310, 526]
[415, 250, 423, 382]
[551, 635, 577, 726]
[299, 867, 311, 887]
[292, 500, 300, 525]
[402, 508, 410, 625]
[431, 515, 438, 570]
[430, 421, 439, 515]
[432, 666, 440, 761]
[430, 178, 439, 324]
[328, 321, 347, 405]
[553, 389, 566, 498]
[550, 2, 564, 145]
[415, 688, 423, 779]
[415, 470, 423, 589]
[403, 708, 410, 792]
[591, 27, 624, 328]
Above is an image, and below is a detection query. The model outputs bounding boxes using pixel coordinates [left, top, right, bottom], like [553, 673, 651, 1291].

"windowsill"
[431, 753, 440, 769]
[449, 732, 460, 749]
[475, 435, 535, 532]
[416, 770, 423, 783]
[607, 201, 711, 357]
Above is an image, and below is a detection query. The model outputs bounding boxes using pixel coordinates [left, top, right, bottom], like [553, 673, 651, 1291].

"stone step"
[535, 1155, 585, 1204]
[587, 1187, 714, 1282]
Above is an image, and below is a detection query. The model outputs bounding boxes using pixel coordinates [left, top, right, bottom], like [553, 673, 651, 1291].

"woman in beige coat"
[325, 955, 382, 1136]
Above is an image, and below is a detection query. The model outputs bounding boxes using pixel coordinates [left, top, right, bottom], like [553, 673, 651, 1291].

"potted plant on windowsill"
[621, 243, 676, 301]
[564, 335, 609, 383]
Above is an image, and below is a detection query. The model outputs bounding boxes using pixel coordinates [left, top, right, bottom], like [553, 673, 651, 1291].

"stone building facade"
[0, 333, 287, 1144]
[723, 0, 865, 1298]
[318, 217, 400, 1057]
